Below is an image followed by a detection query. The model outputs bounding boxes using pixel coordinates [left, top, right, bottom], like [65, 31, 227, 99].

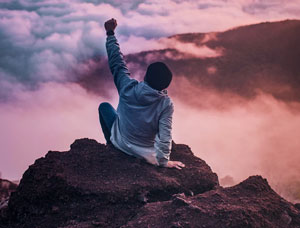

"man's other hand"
[166, 161, 185, 170]
[104, 18, 117, 32]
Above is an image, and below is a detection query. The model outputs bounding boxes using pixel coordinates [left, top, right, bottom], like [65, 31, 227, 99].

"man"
[98, 18, 185, 170]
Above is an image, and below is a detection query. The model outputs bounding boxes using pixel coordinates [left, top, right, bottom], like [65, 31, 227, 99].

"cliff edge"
[0, 138, 299, 228]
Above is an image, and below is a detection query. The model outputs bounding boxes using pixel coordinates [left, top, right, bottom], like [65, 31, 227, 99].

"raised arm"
[104, 18, 137, 94]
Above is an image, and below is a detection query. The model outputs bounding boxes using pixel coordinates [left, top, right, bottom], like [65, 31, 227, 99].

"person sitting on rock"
[98, 18, 185, 170]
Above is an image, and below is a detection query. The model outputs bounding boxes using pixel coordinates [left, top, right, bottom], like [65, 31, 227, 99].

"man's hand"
[104, 18, 117, 32]
[165, 161, 185, 170]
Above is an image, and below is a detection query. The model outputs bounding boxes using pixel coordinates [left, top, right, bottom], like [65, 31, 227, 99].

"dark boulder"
[0, 179, 18, 220]
[2, 138, 218, 228]
[0, 179, 17, 202]
[2, 138, 299, 228]
[123, 176, 300, 228]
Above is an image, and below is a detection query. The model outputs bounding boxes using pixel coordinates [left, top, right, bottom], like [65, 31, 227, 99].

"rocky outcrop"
[0, 179, 18, 218]
[1, 138, 218, 228]
[124, 176, 300, 228]
[1, 138, 299, 227]
[0, 179, 17, 202]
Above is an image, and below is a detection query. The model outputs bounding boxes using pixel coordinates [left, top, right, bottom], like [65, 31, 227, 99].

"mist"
[1, 77, 300, 203]
[171, 80, 300, 203]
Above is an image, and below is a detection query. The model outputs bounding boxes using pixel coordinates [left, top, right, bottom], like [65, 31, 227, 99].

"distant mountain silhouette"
[78, 20, 300, 104]
[164, 19, 300, 102]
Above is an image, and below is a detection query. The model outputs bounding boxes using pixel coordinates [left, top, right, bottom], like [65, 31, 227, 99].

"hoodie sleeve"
[106, 35, 137, 94]
[154, 102, 174, 166]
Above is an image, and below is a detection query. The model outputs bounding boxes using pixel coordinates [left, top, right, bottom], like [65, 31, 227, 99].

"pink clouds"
[126, 0, 257, 35]
[0, 9, 37, 46]
[120, 35, 222, 58]
[1, 0, 300, 95]
[1, 77, 300, 203]
[127, 0, 300, 35]
[171, 79, 300, 203]
[0, 82, 116, 180]
[163, 38, 222, 58]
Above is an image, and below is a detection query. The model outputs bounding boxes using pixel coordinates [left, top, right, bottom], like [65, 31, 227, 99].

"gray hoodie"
[106, 35, 174, 166]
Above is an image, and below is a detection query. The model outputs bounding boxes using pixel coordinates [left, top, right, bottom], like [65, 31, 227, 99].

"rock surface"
[0, 179, 18, 219]
[124, 176, 300, 228]
[0, 179, 17, 202]
[1, 138, 299, 227]
[1, 138, 218, 228]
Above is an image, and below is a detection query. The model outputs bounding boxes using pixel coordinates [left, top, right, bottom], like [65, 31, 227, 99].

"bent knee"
[98, 102, 111, 112]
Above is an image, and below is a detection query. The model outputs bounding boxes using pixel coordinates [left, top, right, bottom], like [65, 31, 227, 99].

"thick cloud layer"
[1, 78, 300, 203]
[171, 77, 300, 202]
[1, 0, 300, 101]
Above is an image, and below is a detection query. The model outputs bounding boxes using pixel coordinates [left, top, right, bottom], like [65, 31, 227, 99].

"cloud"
[122, 0, 300, 37]
[0, 1, 119, 100]
[171, 79, 300, 202]
[1, 0, 300, 101]
[0, 81, 117, 180]
[163, 38, 222, 58]
[120, 35, 222, 59]
[242, 0, 300, 19]
[1, 77, 300, 204]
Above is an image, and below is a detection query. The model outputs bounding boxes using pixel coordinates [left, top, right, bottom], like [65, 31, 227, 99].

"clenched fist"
[104, 18, 117, 32]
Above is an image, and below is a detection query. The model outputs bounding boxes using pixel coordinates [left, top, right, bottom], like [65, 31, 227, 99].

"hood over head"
[134, 81, 168, 105]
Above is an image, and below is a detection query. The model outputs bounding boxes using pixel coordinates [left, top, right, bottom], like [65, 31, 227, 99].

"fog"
[171, 79, 300, 202]
[1, 78, 300, 203]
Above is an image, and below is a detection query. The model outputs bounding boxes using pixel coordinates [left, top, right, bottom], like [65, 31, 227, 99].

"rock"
[91, 220, 103, 227]
[0, 198, 9, 219]
[0, 179, 18, 223]
[0, 179, 18, 202]
[2, 138, 299, 228]
[2, 138, 218, 228]
[123, 176, 300, 228]
[51, 206, 60, 214]
[171, 193, 191, 207]
[137, 193, 149, 204]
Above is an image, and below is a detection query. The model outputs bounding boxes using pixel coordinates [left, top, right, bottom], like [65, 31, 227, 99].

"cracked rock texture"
[0, 138, 218, 228]
[1, 139, 299, 227]
[123, 176, 300, 228]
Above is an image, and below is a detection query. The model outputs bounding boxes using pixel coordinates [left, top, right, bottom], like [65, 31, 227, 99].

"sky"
[1, 0, 300, 201]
